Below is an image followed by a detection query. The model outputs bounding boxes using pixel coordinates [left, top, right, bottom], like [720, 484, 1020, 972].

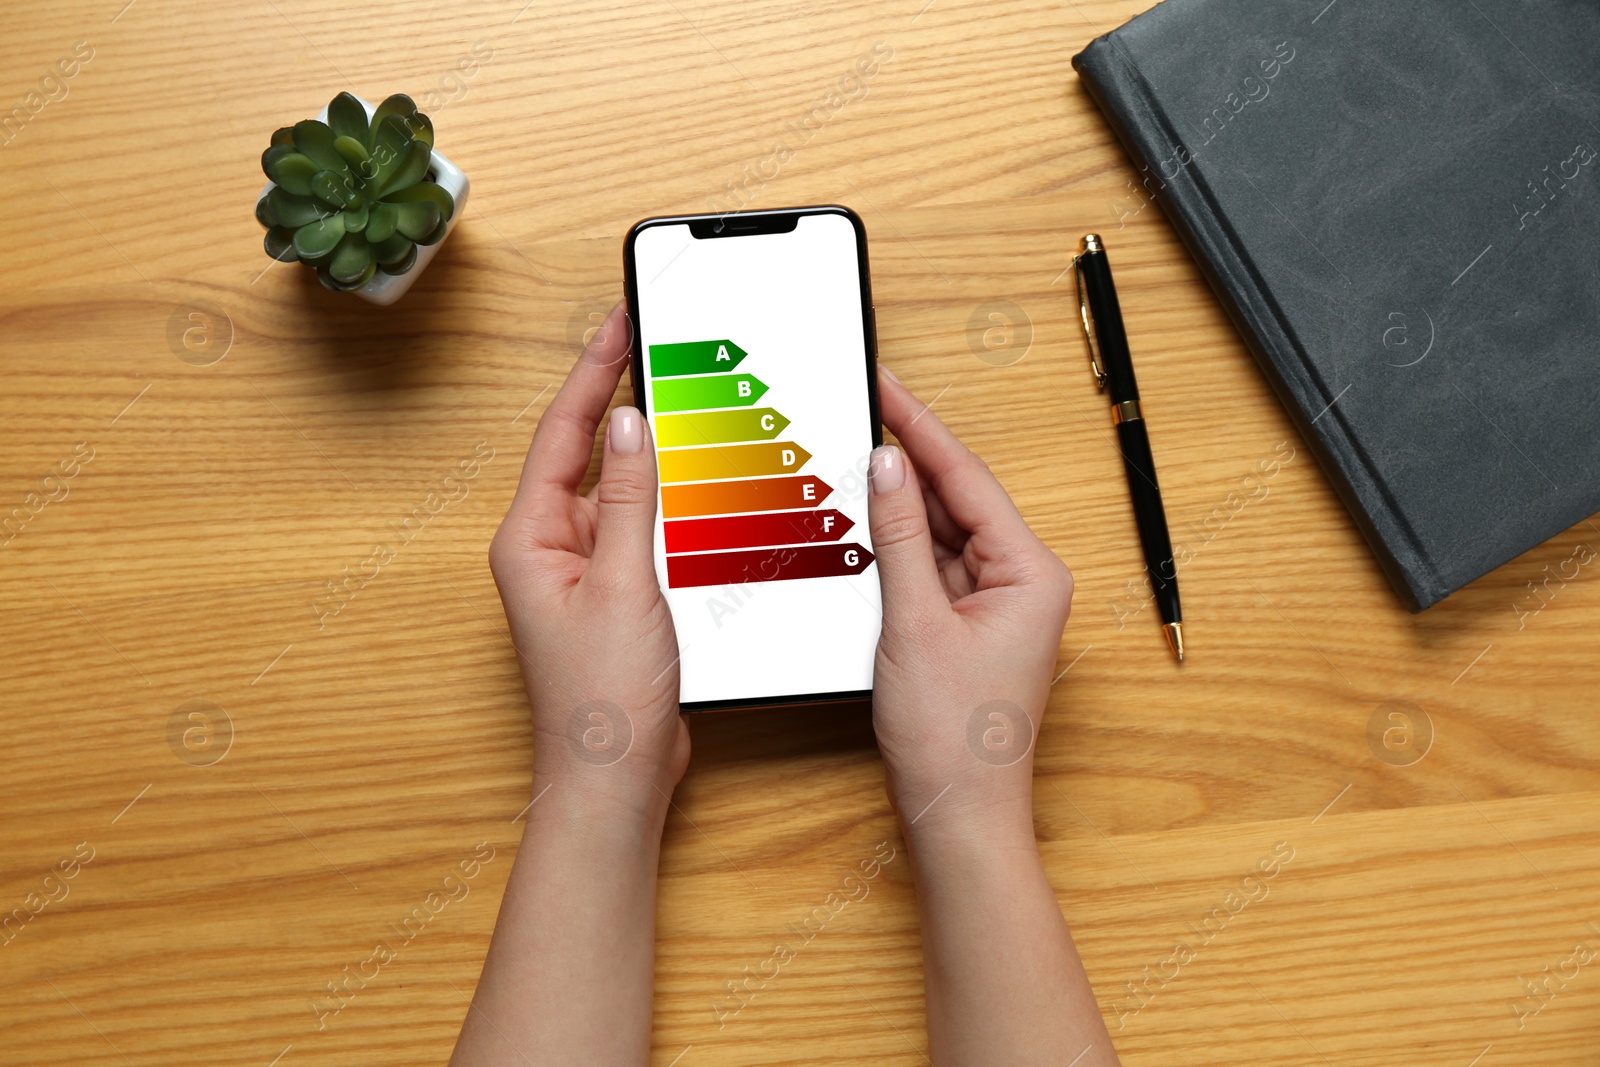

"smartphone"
[624, 206, 882, 712]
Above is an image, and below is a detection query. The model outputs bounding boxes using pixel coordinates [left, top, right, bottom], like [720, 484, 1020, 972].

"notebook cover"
[1072, 0, 1600, 610]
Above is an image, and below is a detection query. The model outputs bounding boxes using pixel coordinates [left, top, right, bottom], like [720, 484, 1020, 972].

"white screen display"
[631, 211, 881, 706]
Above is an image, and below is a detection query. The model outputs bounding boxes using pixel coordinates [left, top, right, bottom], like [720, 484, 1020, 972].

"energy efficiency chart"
[651, 338, 874, 589]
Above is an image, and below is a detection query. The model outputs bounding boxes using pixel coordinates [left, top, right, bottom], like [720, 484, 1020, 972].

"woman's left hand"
[488, 301, 689, 819]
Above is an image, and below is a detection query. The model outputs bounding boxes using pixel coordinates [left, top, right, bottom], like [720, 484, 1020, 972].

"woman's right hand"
[866, 367, 1075, 838]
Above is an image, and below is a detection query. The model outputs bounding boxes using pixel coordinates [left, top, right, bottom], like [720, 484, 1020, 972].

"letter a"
[716, 344, 731, 362]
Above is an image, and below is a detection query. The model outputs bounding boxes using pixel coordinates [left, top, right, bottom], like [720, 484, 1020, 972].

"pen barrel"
[1115, 419, 1181, 624]
[1079, 249, 1141, 401]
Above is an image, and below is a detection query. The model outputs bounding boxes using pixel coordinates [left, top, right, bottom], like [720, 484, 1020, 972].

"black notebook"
[1072, 0, 1600, 611]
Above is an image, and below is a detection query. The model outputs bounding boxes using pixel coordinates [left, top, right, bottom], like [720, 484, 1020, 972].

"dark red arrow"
[666, 542, 876, 588]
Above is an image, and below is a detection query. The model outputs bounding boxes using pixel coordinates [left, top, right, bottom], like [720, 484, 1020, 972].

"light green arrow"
[652, 373, 768, 412]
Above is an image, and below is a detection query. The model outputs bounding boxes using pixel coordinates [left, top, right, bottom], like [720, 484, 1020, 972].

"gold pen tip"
[1164, 622, 1185, 662]
[1081, 233, 1103, 254]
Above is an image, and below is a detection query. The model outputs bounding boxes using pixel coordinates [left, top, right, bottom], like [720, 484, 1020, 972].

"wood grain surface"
[2, 1, 1597, 1064]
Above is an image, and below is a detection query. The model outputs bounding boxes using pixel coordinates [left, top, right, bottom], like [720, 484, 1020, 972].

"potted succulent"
[256, 92, 468, 304]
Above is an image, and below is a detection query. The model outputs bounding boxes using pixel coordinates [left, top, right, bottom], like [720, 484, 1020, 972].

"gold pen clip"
[1075, 234, 1107, 390]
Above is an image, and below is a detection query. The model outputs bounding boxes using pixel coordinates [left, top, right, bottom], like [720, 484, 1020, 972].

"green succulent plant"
[257, 92, 455, 292]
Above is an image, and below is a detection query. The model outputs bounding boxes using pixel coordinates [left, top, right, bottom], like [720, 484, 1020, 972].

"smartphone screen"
[626, 208, 882, 710]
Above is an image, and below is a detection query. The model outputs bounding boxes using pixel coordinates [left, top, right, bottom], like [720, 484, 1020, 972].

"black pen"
[1074, 233, 1184, 661]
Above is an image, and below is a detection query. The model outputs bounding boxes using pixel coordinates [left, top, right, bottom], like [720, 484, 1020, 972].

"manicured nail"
[879, 364, 899, 383]
[610, 406, 643, 453]
[869, 445, 904, 494]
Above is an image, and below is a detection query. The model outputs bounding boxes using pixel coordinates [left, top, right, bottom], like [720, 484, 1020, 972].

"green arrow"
[649, 339, 748, 377]
[652, 373, 768, 413]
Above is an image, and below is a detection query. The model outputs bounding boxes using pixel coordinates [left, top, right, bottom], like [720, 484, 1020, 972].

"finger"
[866, 443, 948, 623]
[588, 405, 660, 580]
[883, 427, 964, 551]
[878, 369, 1059, 593]
[507, 301, 633, 524]
[920, 476, 967, 553]
[876, 367, 1027, 538]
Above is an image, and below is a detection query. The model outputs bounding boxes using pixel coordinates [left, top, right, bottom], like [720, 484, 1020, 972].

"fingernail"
[610, 406, 643, 453]
[869, 445, 904, 494]
[879, 364, 899, 383]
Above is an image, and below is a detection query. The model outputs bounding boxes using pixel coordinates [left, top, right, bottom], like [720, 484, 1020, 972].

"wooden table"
[3, 1, 1597, 1064]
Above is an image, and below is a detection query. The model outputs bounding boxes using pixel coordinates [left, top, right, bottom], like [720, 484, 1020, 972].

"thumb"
[589, 405, 660, 580]
[867, 444, 946, 623]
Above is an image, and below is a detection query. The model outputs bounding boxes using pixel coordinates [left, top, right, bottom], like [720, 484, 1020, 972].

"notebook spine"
[1072, 35, 1444, 611]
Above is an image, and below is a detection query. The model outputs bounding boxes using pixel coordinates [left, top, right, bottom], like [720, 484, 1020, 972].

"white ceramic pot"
[256, 95, 469, 306]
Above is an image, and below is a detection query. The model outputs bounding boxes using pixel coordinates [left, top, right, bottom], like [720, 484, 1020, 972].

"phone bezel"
[622, 204, 882, 713]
